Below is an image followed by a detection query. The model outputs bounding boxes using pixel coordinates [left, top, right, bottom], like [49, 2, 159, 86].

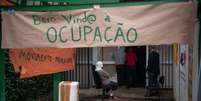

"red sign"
[9, 48, 75, 78]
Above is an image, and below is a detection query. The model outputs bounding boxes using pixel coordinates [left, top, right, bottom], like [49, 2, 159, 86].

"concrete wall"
[173, 18, 199, 101]
[102, 47, 116, 76]
[173, 61, 180, 101]
[173, 44, 180, 101]
[197, 2, 201, 100]
[192, 19, 199, 101]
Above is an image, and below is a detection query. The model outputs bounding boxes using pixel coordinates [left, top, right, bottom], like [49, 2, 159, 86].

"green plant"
[5, 62, 52, 101]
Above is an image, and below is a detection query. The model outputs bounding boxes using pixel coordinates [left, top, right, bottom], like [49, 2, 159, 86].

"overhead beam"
[0, 0, 187, 11]
[31, 0, 119, 4]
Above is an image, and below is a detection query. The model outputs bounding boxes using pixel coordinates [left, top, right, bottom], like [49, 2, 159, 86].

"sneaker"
[110, 93, 114, 99]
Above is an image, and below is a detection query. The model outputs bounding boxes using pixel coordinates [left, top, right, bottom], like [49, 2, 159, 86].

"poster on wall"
[179, 44, 188, 101]
[173, 44, 179, 64]
[1, 2, 196, 48]
[9, 48, 75, 78]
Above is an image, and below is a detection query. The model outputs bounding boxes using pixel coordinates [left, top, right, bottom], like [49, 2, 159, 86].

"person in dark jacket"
[146, 47, 160, 96]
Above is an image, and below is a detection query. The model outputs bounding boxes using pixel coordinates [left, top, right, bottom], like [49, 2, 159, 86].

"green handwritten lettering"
[83, 26, 92, 42]
[87, 14, 96, 24]
[93, 27, 102, 42]
[62, 15, 72, 24]
[104, 15, 111, 23]
[127, 28, 137, 43]
[46, 27, 57, 43]
[104, 27, 112, 42]
[59, 26, 68, 43]
[32, 15, 41, 25]
[71, 27, 81, 41]
[114, 27, 126, 42]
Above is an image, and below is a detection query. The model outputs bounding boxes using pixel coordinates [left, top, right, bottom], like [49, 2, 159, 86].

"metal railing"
[148, 45, 174, 89]
[64, 48, 93, 89]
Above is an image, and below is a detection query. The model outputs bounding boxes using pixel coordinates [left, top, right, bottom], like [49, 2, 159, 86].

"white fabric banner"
[1, 2, 196, 48]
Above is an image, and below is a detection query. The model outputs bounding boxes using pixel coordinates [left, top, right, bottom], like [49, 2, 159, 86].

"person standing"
[113, 47, 126, 86]
[146, 47, 160, 96]
[125, 47, 137, 89]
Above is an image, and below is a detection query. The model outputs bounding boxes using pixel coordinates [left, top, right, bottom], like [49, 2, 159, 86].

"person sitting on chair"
[95, 61, 118, 98]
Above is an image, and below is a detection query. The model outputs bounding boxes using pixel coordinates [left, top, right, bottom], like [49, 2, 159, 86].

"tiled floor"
[80, 87, 174, 101]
